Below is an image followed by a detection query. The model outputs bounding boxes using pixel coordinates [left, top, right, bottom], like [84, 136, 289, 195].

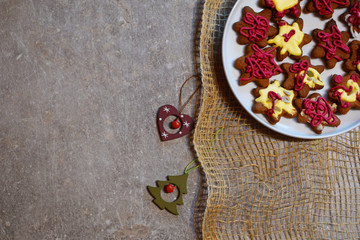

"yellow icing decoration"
[272, 0, 299, 12]
[296, 67, 324, 88]
[357, 63, 360, 72]
[337, 80, 360, 103]
[255, 80, 297, 119]
[268, 22, 304, 56]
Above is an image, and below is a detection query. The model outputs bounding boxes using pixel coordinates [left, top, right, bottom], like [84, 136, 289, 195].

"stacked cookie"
[233, 0, 360, 134]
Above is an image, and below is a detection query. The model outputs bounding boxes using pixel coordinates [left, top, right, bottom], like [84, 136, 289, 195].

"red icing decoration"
[283, 29, 296, 42]
[313, 0, 349, 15]
[331, 85, 353, 108]
[331, 74, 360, 108]
[334, 74, 343, 83]
[317, 25, 350, 61]
[348, 2, 360, 27]
[354, 49, 360, 66]
[265, 0, 300, 18]
[240, 45, 282, 82]
[351, 74, 359, 81]
[239, 12, 270, 42]
[303, 96, 337, 127]
[289, 59, 310, 91]
[267, 91, 282, 117]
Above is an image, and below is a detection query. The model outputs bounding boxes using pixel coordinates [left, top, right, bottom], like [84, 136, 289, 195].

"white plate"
[222, 0, 360, 139]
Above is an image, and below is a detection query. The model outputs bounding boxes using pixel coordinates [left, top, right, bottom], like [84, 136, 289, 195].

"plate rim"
[221, 0, 360, 140]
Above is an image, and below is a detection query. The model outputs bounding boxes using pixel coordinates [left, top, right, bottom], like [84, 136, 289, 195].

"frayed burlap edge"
[194, 1, 360, 239]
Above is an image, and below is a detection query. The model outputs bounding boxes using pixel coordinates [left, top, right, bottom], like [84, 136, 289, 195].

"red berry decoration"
[165, 184, 176, 193]
[171, 119, 181, 129]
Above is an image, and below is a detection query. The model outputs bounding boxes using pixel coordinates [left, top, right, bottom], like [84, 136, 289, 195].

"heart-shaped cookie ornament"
[157, 105, 194, 141]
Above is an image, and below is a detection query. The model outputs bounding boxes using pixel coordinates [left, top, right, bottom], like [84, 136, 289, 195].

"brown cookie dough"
[328, 71, 360, 114]
[340, 0, 360, 39]
[268, 19, 312, 61]
[305, 0, 350, 19]
[344, 40, 360, 72]
[282, 56, 325, 98]
[295, 93, 340, 134]
[233, 7, 278, 48]
[252, 80, 297, 124]
[259, 0, 302, 21]
[312, 20, 351, 69]
[234, 44, 282, 87]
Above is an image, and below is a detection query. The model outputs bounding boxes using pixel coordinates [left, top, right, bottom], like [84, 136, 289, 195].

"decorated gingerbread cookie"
[282, 56, 325, 98]
[252, 80, 297, 124]
[259, 0, 302, 20]
[312, 20, 351, 69]
[268, 19, 312, 61]
[328, 71, 360, 114]
[295, 93, 340, 134]
[344, 40, 360, 72]
[341, 0, 360, 39]
[305, 0, 350, 19]
[234, 44, 282, 87]
[233, 7, 278, 48]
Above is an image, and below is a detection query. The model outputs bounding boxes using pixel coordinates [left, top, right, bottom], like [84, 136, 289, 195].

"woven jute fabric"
[194, 1, 360, 239]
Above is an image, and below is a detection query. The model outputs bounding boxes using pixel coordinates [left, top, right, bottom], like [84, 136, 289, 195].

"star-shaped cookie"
[282, 56, 325, 98]
[252, 80, 297, 124]
[328, 71, 360, 114]
[295, 93, 340, 134]
[233, 7, 278, 48]
[312, 20, 351, 69]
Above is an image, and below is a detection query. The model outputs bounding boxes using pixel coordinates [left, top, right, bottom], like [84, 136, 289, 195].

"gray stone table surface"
[0, 0, 204, 239]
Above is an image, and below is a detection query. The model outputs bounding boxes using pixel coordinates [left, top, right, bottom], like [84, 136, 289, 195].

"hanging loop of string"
[178, 75, 201, 114]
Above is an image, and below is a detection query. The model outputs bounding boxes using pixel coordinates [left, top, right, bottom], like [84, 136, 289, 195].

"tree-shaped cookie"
[268, 19, 312, 61]
[235, 44, 282, 87]
[305, 0, 350, 19]
[328, 71, 360, 114]
[344, 40, 360, 72]
[312, 20, 351, 69]
[295, 93, 340, 134]
[282, 56, 325, 98]
[252, 80, 297, 124]
[259, 0, 302, 21]
[233, 7, 278, 48]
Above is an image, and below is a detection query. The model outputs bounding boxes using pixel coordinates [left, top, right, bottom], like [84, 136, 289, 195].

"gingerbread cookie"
[268, 19, 312, 61]
[328, 71, 360, 114]
[234, 44, 282, 87]
[312, 20, 351, 69]
[344, 40, 360, 72]
[295, 93, 340, 134]
[233, 7, 278, 48]
[305, 0, 350, 19]
[259, 0, 302, 21]
[342, 0, 360, 39]
[252, 80, 297, 124]
[282, 56, 325, 98]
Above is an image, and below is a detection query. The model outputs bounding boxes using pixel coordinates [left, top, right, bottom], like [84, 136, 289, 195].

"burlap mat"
[194, 1, 360, 239]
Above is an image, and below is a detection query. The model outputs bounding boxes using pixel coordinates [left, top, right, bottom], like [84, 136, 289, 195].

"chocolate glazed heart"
[157, 105, 194, 141]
